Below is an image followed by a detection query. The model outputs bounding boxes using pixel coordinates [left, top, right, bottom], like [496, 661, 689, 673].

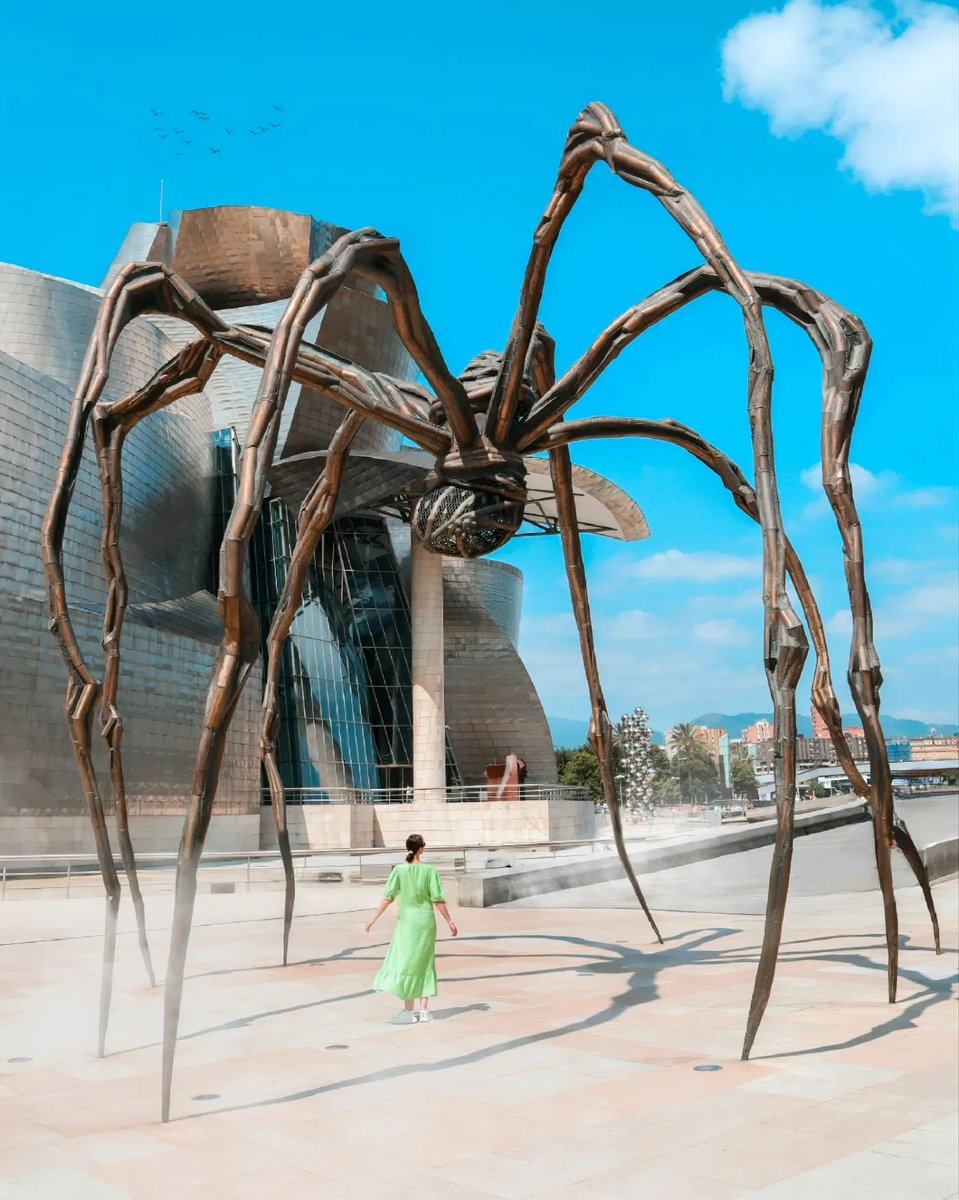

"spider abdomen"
[412, 478, 526, 558]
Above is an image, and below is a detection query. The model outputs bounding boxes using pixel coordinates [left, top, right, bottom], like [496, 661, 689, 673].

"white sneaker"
[418, 1010, 434, 1023]
[389, 1010, 417, 1025]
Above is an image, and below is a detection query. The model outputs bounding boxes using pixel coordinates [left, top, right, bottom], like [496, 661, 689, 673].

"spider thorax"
[412, 469, 527, 559]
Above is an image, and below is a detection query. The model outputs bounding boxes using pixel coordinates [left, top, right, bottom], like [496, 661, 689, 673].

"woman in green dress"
[365, 834, 458, 1024]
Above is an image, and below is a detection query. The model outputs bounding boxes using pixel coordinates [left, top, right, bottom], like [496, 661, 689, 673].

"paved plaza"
[1, 819, 957, 1200]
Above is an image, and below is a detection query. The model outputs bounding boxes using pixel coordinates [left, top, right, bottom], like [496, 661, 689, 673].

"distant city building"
[693, 725, 731, 793]
[743, 719, 774, 745]
[909, 735, 959, 762]
[885, 739, 911, 762]
[752, 734, 869, 770]
[844, 725, 865, 738]
[811, 706, 830, 740]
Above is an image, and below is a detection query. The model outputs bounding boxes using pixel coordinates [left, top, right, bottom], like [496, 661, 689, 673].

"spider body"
[42, 102, 941, 1124]
[412, 469, 527, 557]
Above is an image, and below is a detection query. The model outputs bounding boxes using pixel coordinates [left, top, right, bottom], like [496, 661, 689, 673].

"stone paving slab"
[0, 874, 956, 1199]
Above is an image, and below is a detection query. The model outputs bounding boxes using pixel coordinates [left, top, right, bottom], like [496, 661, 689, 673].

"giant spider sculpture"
[43, 103, 940, 1122]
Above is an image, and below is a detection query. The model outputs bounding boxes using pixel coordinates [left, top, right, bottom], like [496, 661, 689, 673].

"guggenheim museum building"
[0, 206, 648, 856]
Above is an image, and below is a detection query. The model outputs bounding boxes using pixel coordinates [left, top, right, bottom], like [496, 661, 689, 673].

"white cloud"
[800, 460, 896, 497]
[799, 461, 954, 516]
[893, 486, 958, 510]
[878, 573, 959, 636]
[873, 556, 958, 580]
[691, 618, 754, 646]
[629, 549, 760, 582]
[604, 609, 668, 640]
[826, 607, 853, 636]
[721, 0, 959, 221]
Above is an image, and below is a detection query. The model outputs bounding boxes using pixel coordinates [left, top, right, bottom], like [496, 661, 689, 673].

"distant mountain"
[689, 712, 958, 739]
[548, 715, 665, 748]
[548, 717, 591, 748]
[550, 710, 957, 748]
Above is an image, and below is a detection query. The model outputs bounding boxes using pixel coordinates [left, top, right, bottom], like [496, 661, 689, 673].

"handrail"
[0, 836, 621, 895]
[0, 836, 615, 867]
[259, 783, 591, 805]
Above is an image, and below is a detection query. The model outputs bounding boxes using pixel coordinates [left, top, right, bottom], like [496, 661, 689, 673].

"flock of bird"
[148, 105, 285, 157]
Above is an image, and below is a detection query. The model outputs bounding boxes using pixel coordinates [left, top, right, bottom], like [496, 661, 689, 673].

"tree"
[556, 745, 604, 804]
[669, 723, 720, 803]
[731, 742, 759, 800]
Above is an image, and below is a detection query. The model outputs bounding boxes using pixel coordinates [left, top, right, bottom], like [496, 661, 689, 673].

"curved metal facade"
[1, 204, 563, 852]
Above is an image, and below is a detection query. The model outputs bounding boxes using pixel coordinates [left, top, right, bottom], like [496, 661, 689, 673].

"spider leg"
[495, 115, 801, 1015]
[260, 411, 366, 966]
[91, 340, 225, 992]
[41, 264, 233, 1050]
[212, 327, 449, 455]
[162, 227, 458, 1120]
[527, 264, 933, 974]
[542, 418, 814, 1052]
[755, 275, 920, 984]
[540, 406, 940, 1039]
[548, 445, 662, 942]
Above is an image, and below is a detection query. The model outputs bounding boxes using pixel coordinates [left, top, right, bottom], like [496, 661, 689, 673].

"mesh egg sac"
[412, 481, 525, 558]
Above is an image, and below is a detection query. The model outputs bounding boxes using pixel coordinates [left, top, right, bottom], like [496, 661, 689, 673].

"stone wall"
[0, 814, 260, 859]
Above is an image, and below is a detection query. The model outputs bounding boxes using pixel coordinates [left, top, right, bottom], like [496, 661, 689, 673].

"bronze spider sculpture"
[43, 103, 940, 1122]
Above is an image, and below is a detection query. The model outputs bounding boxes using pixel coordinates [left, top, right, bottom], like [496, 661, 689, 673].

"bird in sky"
[271, 105, 284, 112]
[180, 138, 193, 145]
[150, 107, 162, 116]
[269, 122, 281, 129]
[173, 127, 184, 134]
[156, 132, 168, 140]
[209, 148, 221, 155]
[224, 128, 233, 135]
[191, 110, 209, 121]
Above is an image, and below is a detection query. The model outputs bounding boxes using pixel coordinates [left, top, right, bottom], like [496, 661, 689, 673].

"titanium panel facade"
[1, 203, 568, 853]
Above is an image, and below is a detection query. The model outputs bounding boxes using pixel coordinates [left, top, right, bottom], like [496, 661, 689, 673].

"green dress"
[373, 862, 446, 999]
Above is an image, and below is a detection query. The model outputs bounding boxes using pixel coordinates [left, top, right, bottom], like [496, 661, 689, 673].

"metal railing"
[0, 835, 616, 898]
[262, 783, 591, 805]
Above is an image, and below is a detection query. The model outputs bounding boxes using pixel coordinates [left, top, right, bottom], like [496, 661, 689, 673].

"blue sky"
[2, 0, 956, 729]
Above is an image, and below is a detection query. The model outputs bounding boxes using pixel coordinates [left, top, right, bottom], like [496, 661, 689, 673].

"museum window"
[208, 428, 459, 800]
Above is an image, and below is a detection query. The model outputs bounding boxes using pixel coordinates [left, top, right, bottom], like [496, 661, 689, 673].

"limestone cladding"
[0, 814, 259, 858]
[373, 798, 595, 848]
[411, 538, 447, 792]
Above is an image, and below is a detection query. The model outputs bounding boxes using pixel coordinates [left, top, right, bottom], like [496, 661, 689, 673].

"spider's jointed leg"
[548, 445, 662, 943]
[502, 110, 801, 1000]
[260, 411, 366, 966]
[542, 417, 815, 1054]
[527, 262, 937, 983]
[42, 266, 234, 1048]
[162, 227, 461, 1121]
[92, 340, 226, 991]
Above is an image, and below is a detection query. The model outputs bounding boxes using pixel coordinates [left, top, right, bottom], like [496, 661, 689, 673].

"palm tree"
[669, 722, 700, 803]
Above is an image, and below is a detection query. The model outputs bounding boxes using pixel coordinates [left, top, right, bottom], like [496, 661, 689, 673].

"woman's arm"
[434, 901, 458, 937]
[364, 897, 393, 933]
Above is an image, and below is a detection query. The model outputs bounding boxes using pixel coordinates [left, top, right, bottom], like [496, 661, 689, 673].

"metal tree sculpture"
[619, 708, 654, 820]
[43, 102, 941, 1122]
